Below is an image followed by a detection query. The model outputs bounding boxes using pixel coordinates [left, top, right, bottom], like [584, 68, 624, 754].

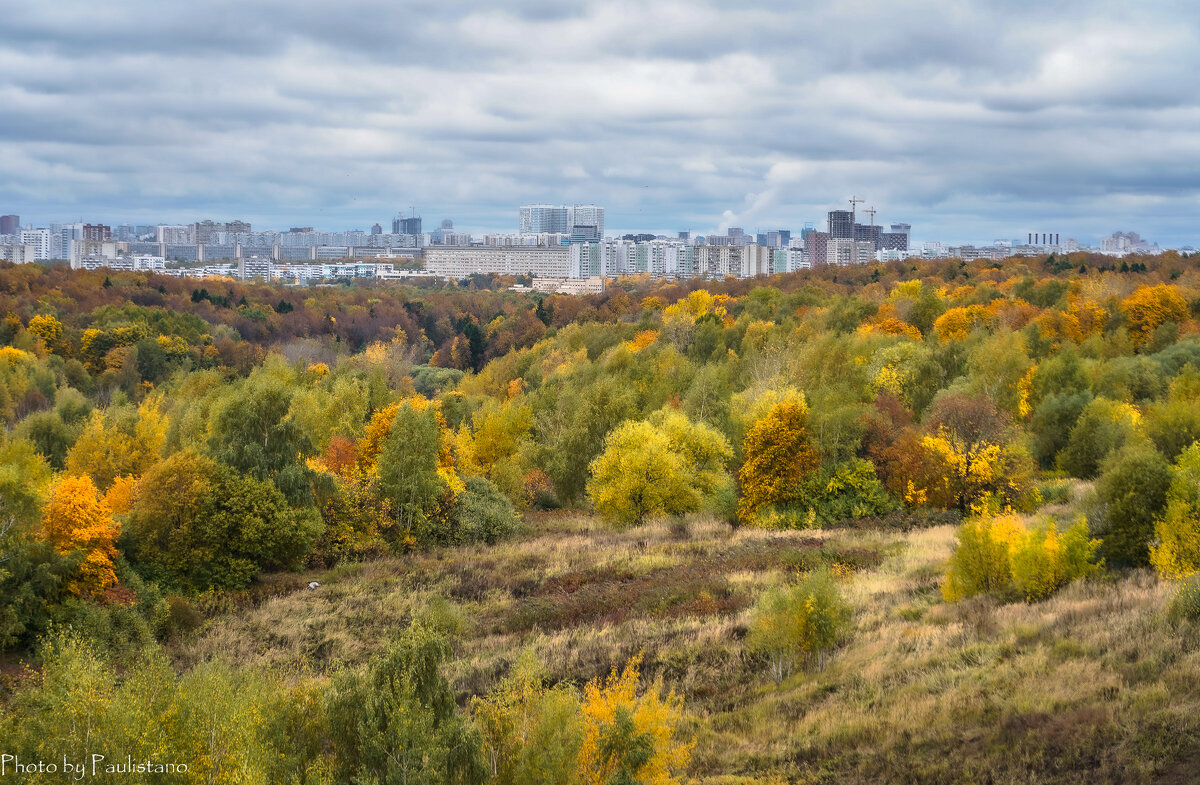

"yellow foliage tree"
[738, 399, 820, 524]
[38, 475, 120, 596]
[578, 655, 692, 785]
[1150, 444, 1200, 579]
[64, 397, 166, 491]
[1120, 284, 1188, 345]
[26, 314, 63, 351]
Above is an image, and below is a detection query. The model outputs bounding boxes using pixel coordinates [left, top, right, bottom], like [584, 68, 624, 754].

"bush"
[453, 477, 520, 545]
[747, 569, 852, 683]
[1168, 574, 1200, 624]
[942, 515, 1024, 602]
[1010, 519, 1102, 601]
[943, 514, 1101, 602]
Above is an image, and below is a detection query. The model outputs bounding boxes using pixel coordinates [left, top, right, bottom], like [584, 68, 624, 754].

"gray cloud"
[0, 0, 1197, 245]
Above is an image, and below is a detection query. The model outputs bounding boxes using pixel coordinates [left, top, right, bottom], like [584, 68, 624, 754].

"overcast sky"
[2, 0, 1198, 245]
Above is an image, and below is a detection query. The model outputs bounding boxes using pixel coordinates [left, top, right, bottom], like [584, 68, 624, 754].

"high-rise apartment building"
[83, 224, 111, 242]
[827, 210, 853, 240]
[520, 205, 605, 237]
[20, 229, 50, 260]
[0, 215, 18, 235]
[393, 215, 423, 237]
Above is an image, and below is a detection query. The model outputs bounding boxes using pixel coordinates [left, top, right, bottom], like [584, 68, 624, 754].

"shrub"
[454, 477, 520, 545]
[942, 515, 1024, 602]
[1168, 574, 1200, 624]
[747, 569, 852, 683]
[1010, 519, 1102, 601]
[943, 514, 1101, 602]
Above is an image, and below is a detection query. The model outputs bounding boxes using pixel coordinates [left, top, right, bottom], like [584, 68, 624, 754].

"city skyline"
[3, 1, 1199, 245]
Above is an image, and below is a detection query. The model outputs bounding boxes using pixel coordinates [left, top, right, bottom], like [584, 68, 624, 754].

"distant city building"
[805, 231, 830, 265]
[83, 224, 111, 242]
[20, 229, 50, 260]
[371, 223, 383, 235]
[519, 205, 605, 237]
[880, 232, 909, 252]
[424, 246, 570, 278]
[855, 223, 881, 250]
[0, 215, 19, 235]
[827, 210, 853, 240]
[0, 244, 36, 263]
[1101, 231, 1157, 256]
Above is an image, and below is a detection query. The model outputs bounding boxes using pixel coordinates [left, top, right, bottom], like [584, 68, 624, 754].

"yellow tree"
[578, 655, 692, 785]
[38, 475, 120, 596]
[26, 314, 64, 352]
[64, 397, 166, 491]
[1120, 284, 1188, 345]
[737, 399, 820, 524]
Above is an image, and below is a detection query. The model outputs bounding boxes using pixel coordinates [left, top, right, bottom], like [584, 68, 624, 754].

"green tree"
[1057, 397, 1143, 479]
[1093, 444, 1172, 567]
[127, 450, 322, 590]
[378, 402, 448, 542]
[207, 375, 316, 507]
[326, 623, 488, 785]
[1030, 391, 1092, 469]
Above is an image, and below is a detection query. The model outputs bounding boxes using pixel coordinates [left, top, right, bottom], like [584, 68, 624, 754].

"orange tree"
[38, 475, 120, 596]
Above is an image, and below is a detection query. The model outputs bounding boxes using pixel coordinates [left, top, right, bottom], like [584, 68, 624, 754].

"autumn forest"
[3, 252, 1200, 783]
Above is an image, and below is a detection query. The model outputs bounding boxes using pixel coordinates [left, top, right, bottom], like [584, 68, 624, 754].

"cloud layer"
[2, 0, 1198, 244]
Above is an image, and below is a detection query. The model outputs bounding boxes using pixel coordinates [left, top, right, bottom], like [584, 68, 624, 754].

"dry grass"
[179, 511, 1200, 783]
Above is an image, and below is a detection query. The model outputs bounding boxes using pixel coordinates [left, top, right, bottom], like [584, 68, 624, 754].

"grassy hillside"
[181, 510, 1200, 784]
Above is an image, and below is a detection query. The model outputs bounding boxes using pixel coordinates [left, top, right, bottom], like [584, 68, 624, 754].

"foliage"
[454, 476, 521, 545]
[38, 475, 121, 597]
[126, 450, 322, 590]
[943, 514, 1101, 602]
[578, 654, 693, 785]
[1120, 284, 1188, 345]
[325, 623, 488, 785]
[747, 569, 853, 683]
[588, 411, 731, 527]
[471, 651, 584, 785]
[1150, 443, 1200, 579]
[1057, 397, 1143, 479]
[377, 400, 456, 545]
[207, 374, 317, 506]
[1167, 573, 1200, 624]
[64, 397, 166, 491]
[737, 398, 820, 524]
[1092, 443, 1172, 568]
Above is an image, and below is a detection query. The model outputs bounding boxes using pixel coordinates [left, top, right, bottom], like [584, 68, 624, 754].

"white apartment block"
[20, 229, 50, 260]
[0, 245, 37, 263]
[424, 246, 570, 278]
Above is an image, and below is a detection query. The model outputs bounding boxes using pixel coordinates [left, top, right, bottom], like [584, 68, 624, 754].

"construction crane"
[847, 196, 864, 265]
[866, 207, 877, 262]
